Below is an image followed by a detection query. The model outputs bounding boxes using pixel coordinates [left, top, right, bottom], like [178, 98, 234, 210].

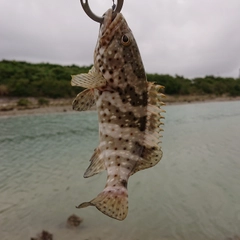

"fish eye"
[121, 34, 131, 46]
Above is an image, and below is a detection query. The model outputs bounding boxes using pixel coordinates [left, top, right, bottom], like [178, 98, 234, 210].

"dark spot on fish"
[105, 134, 108, 137]
[116, 156, 120, 159]
[118, 116, 122, 120]
[108, 102, 111, 106]
[109, 78, 113, 83]
[127, 158, 129, 161]
[113, 184, 116, 187]
[103, 113, 107, 117]
[102, 69, 106, 73]
[117, 163, 120, 166]
[118, 76, 121, 80]
[114, 147, 117, 150]
[125, 78, 128, 82]
[139, 116, 147, 131]
[121, 180, 127, 188]
[115, 109, 119, 113]
[126, 139, 129, 142]
[120, 124, 124, 127]
[114, 174, 118, 177]
[123, 147, 126, 150]
[108, 58, 112, 61]
[108, 119, 111, 123]
[122, 99, 126, 103]
[118, 137, 122, 141]
[109, 70, 113, 74]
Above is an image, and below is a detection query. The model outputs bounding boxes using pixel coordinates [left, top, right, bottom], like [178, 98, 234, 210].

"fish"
[71, 8, 165, 221]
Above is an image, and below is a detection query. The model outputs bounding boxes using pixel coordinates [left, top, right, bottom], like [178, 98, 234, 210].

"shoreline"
[0, 95, 240, 117]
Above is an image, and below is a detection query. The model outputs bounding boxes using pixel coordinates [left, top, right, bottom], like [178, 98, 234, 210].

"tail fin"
[76, 187, 128, 221]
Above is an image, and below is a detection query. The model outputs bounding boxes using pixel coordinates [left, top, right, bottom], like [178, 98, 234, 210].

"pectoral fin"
[71, 66, 106, 89]
[72, 89, 95, 111]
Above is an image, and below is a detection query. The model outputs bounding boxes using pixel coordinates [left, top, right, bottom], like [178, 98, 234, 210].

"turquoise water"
[0, 101, 240, 240]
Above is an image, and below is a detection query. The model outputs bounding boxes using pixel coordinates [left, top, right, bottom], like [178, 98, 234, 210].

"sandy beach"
[0, 95, 240, 117]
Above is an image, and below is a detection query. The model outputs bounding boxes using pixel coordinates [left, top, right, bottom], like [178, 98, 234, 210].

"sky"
[1, 0, 240, 78]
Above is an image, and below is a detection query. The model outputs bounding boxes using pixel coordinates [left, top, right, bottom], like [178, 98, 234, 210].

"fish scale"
[71, 8, 165, 220]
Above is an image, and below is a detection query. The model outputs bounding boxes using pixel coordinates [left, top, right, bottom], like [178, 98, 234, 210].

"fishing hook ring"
[80, 0, 124, 23]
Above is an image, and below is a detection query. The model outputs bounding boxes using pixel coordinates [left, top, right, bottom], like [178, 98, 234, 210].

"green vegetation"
[38, 98, 50, 106]
[17, 98, 31, 107]
[0, 60, 240, 98]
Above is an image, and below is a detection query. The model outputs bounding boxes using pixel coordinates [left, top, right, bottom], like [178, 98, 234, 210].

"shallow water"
[0, 101, 240, 240]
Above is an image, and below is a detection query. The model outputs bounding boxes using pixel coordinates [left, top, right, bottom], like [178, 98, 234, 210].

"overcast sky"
[1, 0, 240, 78]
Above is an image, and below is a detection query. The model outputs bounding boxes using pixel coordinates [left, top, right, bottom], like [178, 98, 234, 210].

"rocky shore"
[0, 95, 239, 117]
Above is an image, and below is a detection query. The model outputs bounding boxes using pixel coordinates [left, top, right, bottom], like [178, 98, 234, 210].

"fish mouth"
[100, 8, 123, 35]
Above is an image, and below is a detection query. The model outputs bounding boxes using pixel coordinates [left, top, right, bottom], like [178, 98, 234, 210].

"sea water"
[0, 101, 240, 240]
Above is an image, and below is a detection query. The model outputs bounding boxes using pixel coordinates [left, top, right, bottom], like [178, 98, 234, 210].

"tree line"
[0, 60, 239, 98]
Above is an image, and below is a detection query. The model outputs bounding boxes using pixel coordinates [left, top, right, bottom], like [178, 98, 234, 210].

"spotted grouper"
[71, 8, 165, 221]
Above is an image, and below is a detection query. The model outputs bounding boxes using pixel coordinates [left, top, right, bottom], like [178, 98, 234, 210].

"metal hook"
[80, 0, 124, 23]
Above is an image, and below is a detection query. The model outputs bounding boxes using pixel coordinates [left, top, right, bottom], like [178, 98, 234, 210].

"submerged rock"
[31, 230, 53, 240]
[67, 214, 83, 227]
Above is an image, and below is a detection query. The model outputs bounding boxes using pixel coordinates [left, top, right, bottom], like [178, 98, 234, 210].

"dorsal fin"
[84, 148, 106, 178]
[131, 82, 165, 175]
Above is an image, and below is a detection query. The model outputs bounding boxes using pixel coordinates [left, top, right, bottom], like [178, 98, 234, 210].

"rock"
[67, 214, 83, 227]
[30, 230, 53, 240]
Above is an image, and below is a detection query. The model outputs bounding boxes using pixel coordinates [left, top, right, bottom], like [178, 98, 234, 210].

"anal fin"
[76, 187, 128, 221]
[84, 148, 105, 178]
[71, 66, 106, 89]
[72, 88, 95, 111]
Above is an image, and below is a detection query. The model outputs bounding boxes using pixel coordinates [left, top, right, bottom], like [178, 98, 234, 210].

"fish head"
[94, 9, 146, 87]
